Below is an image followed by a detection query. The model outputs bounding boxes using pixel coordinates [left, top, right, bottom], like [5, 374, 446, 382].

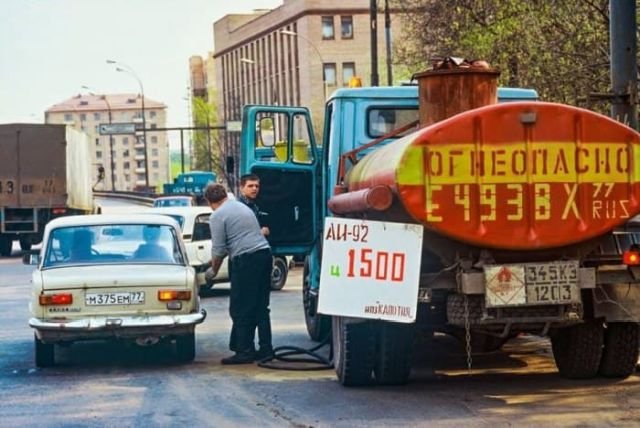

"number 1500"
[346, 248, 406, 282]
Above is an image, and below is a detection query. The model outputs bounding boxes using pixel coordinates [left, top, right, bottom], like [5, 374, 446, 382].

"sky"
[0, 0, 283, 148]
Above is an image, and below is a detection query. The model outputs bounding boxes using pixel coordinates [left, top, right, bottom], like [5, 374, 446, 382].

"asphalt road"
[1, 201, 639, 426]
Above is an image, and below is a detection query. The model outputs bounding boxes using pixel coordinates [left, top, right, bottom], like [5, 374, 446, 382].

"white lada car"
[26, 214, 206, 367]
[144, 206, 289, 292]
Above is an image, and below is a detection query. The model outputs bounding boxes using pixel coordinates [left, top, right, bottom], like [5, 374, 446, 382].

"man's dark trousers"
[228, 248, 273, 355]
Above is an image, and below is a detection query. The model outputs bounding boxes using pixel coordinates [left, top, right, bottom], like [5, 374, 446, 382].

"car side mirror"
[23, 252, 40, 266]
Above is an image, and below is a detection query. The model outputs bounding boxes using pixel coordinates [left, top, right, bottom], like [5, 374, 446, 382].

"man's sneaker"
[221, 352, 255, 365]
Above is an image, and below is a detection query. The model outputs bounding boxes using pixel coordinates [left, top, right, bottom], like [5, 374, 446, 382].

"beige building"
[189, 0, 401, 187]
[45, 94, 169, 191]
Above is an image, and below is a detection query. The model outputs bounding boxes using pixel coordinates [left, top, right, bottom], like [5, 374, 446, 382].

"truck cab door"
[240, 105, 320, 256]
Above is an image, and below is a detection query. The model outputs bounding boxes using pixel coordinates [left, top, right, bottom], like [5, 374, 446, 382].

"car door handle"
[198, 245, 204, 250]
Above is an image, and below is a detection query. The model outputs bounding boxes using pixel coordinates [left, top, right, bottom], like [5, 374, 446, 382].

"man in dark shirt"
[205, 183, 273, 364]
[238, 173, 273, 359]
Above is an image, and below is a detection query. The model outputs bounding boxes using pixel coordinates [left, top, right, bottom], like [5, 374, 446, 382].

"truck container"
[0, 124, 94, 256]
[239, 62, 640, 386]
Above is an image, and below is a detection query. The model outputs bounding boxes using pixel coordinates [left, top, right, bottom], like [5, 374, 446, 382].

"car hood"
[39, 264, 191, 290]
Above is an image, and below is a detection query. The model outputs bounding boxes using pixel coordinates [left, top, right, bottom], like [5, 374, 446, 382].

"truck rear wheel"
[332, 316, 375, 386]
[598, 322, 639, 378]
[551, 320, 603, 379]
[374, 321, 414, 385]
[0, 236, 12, 257]
[34, 335, 55, 368]
[303, 257, 330, 341]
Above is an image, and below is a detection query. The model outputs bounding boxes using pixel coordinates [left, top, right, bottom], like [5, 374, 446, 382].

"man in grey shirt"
[205, 183, 272, 364]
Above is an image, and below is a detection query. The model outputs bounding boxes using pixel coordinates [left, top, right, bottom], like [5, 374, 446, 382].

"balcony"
[135, 167, 146, 174]
[134, 154, 145, 161]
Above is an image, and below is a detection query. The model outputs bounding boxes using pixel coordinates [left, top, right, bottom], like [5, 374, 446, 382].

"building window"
[321, 16, 334, 40]
[341, 16, 353, 39]
[125, 174, 130, 182]
[124, 161, 130, 169]
[323, 63, 337, 85]
[152, 160, 159, 168]
[150, 124, 157, 129]
[96, 151, 102, 159]
[342, 62, 356, 85]
[150, 111, 156, 118]
[80, 113, 87, 121]
[151, 148, 159, 156]
[64, 113, 73, 121]
[123, 149, 130, 157]
[122, 137, 129, 146]
[95, 138, 100, 146]
[151, 136, 158, 143]
[93, 112, 101, 120]
[136, 161, 144, 168]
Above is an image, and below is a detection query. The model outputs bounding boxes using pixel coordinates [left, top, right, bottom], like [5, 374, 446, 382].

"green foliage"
[392, 0, 612, 110]
[191, 96, 225, 179]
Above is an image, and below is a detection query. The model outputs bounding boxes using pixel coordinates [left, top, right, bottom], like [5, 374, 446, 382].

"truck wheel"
[19, 236, 32, 251]
[175, 332, 196, 362]
[303, 257, 330, 341]
[598, 322, 639, 378]
[551, 320, 603, 379]
[332, 316, 375, 386]
[271, 256, 288, 291]
[0, 236, 12, 257]
[446, 294, 484, 326]
[374, 321, 414, 385]
[34, 335, 55, 367]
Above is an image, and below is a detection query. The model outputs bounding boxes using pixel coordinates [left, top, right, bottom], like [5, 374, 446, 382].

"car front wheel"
[271, 256, 288, 291]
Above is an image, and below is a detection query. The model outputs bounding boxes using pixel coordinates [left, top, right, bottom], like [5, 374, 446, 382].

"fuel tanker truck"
[239, 59, 640, 386]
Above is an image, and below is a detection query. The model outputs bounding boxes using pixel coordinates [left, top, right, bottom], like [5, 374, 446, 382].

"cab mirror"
[259, 117, 275, 147]
[23, 252, 40, 266]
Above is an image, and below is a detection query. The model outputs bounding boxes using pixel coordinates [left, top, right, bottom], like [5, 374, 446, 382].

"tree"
[392, 0, 612, 109]
[191, 95, 229, 184]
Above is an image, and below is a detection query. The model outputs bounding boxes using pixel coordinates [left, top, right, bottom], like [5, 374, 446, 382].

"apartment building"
[45, 94, 169, 191]
[189, 0, 401, 187]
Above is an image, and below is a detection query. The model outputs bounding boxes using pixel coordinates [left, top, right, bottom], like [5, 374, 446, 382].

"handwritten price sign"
[317, 217, 423, 323]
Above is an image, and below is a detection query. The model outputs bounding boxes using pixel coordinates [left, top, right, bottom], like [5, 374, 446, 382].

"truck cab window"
[367, 108, 419, 138]
[255, 112, 288, 163]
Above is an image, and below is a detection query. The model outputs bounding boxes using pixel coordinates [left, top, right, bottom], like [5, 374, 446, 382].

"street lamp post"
[83, 86, 115, 191]
[280, 30, 328, 101]
[106, 59, 149, 190]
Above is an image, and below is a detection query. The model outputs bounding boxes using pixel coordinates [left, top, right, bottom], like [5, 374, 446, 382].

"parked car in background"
[26, 214, 206, 367]
[144, 206, 229, 292]
[145, 206, 289, 293]
[153, 195, 195, 208]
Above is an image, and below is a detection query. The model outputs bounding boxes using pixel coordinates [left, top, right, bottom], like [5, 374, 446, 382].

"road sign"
[99, 123, 136, 135]
[226, 121, 242, 132]
[318, 217, 424, 323]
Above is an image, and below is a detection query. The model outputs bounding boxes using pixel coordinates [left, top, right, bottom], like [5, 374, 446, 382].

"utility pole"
[384, 0, 392, 86]
[370, 0, 379, 86]
[610, 0, 638, 130]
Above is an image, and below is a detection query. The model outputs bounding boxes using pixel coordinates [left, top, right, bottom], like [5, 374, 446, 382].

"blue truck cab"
[163, 171, 217, 196]
[240, 85, 538, 339]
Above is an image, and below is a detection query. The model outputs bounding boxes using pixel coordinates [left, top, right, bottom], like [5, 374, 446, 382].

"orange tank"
[344, 101, 640, 250]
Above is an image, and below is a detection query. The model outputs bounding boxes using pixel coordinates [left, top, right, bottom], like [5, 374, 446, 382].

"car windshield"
[42, 224, 185, 268]
[154, 198, 191, 207]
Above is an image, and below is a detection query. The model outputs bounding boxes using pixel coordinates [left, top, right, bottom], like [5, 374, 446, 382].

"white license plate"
[85, 292, 145, 306]
[485, 261, 579, 307]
